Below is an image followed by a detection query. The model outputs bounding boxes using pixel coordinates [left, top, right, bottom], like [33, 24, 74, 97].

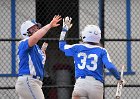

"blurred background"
[0, 0, 140, 99]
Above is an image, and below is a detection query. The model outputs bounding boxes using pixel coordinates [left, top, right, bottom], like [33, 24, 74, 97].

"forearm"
[59, 25, 67, 49]
[28, 24, 51, 47]
[59, 41, 66, 51]
[59, 31, 67, 41]
[108, 66, 120, 80]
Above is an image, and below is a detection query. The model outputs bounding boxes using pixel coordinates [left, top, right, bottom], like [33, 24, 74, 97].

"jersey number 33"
[77, 52, 98, 71]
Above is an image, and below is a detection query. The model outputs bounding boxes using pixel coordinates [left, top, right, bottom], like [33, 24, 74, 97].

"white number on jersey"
[77, 52, 98, 71]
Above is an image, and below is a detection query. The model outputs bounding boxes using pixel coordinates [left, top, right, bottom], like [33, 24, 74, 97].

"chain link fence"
[0, 0, 140, 99]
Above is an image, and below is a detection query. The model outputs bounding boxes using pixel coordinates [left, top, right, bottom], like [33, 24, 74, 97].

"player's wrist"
[42, 24, 52, 32]
[47, 24, 52, 29]
[62, 27, 68, 32]
[60, 31, 67, 41]
[62, 25, 68, 32]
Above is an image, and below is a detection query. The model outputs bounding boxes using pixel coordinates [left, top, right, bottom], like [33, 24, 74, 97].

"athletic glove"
[60, 16, 73, 41]
[41, 42, 48, 52]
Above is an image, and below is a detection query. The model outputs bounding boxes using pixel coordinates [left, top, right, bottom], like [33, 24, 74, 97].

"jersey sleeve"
[18, 38, 30, 52]
[59, 41, 75, 56]
[102, 49, 120, 80]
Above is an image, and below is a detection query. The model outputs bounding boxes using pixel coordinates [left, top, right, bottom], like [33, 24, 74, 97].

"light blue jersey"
[59, 41, 120, 83]
[18, 38, 46, 80]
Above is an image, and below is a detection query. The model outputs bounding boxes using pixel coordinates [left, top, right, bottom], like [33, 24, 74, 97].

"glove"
[41, 42, 48, 52]
[62, 16, 73, 32]
[41, 42, 48, 64]
[60, 16, 73, 41]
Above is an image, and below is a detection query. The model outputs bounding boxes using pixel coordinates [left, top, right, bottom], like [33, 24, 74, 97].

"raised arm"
[59, 16, 72, 50]
[29, 15, 62, 47]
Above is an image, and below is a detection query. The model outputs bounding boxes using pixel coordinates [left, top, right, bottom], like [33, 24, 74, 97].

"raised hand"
[50, 15, 62, 27]
[62, 16, 73, 32]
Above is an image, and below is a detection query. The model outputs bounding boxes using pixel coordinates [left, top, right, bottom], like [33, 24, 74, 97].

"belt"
[76, 76, 103, 83]
[76, 76, 86, 79]
[19, 75, 43, 81]
[76, 76, 96, 80]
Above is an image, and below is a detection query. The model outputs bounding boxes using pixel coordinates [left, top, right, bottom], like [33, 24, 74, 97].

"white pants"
[72, 76, 103, 99]
[15, 76, 44, 99]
